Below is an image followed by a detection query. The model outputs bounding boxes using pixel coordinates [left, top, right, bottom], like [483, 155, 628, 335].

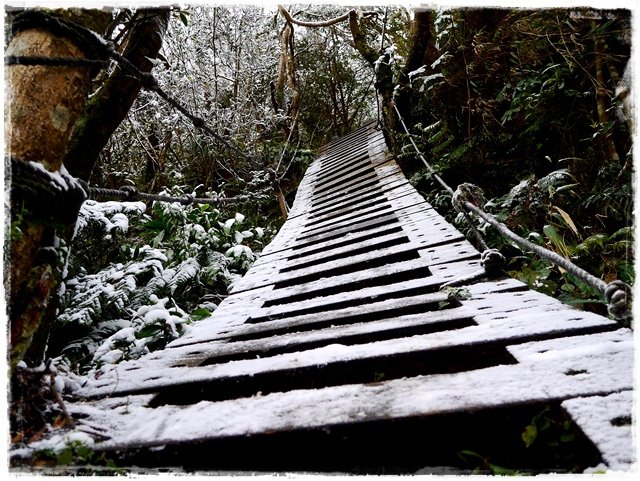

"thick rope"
[393, 102, 490, 252]
[5, 55, 110, 69]
[9, 155, 252, 207]
[464, 201, 607, 291]
[9, 156, 88, 224]
[86, 185, 252, 206]
[392, 103, 632, 320]
[9, 10, 114, 60]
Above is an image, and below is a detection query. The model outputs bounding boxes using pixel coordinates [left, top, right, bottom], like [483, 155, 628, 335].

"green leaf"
[153, 230, 165, 246]
[575, 234, 607, 255]
[136, 324, 162, 339]
[189, 308, 212, 321]
[143, 219, 165, 232]
[560, 433, 575, 443]
[537, 415, 551, 432]
[179, 11, 190, 26]
[75, 444, 93, 462]
[522, 424, 537, 448]
[543, 224, 570, 258]
[489, 462, 517, 475]
[56, 448, 74, 465]
[440, 286, 472, 301]
[458, 449, 484, 461]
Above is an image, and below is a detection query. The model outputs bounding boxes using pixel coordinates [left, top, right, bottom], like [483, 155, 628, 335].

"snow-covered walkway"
[68, 121, 634, 473]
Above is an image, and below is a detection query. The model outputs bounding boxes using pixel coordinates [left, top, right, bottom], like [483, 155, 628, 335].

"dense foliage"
[50, 191, 277, 376]
[396, 9, 633, 317]
[94, 6, 373, 204]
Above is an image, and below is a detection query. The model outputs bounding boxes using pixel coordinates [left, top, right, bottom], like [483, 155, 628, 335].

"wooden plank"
[77, 281, 619, 399]
[314, 164, 375, 194]
[155, 302, 617, 378]
[179, 256, 482, 347]
[306, 194, 388, 225]
[71, 342, 631, 450]
[315, 153, 370, 182]
[229, 237, 480, 293]
[562, 390, 634, 470]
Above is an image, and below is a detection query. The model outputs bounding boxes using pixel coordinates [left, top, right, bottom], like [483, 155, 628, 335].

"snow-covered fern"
[53, 189, 275, 376]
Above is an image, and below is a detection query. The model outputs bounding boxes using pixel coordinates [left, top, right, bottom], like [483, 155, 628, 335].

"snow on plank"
[220, 256, 482, 340]
[77, 286, 618, 399]
[563, 390, 634, 470]
[72, 343, 631, 451]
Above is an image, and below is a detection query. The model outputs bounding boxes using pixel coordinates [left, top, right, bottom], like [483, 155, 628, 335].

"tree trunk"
[347, 10, 398, 140]
[593, 22, 621, 165]
[63, 8, 170, 181]
[394, 9, 437, 130]
[6, 9, 169, 372]
[5, 22, 94, 372]
[403, 9, 437, 79]
[275, 20, 300, 140]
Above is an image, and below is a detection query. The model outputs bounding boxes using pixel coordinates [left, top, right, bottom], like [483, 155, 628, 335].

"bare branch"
[278, 4, 350, 27]
[277, 4, 377, 28]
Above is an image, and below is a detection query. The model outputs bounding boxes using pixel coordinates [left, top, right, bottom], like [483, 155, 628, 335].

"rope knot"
[119, 185, 139, 201]
[604, 280, 632, 320]
[103, 41, 116, 57]
[139, 72, 159, 90]
[180, 194, 195, 206]
[480, 248, 505, 275]
[452, 183, 487, 210]
[192, 117, 205, 128]
[76, 178, 90, 198]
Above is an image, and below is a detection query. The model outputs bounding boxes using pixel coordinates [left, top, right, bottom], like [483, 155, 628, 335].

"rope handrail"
[393, 103, 489, 252]
[5, 55, 110, 68]
[391, 102, 632, 320]
[8, 155, 254, 208]
[86, 185, 253, 205]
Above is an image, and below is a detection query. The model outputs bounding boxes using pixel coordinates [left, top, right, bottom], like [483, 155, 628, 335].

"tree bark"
[6, 9, 169, 372]
[347, 10, 400, 144]
[403, 9, 436, 78]
[5, 22, 94, 372]
[593, 22, 621, 165]
[63, 8, 170, 181]
[393, 9, 437, 131]
[274, 20, 300, 140]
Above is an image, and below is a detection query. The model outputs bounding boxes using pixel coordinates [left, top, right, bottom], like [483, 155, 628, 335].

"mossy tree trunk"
[5, 20, 97, 373]
[393, 9, 437, 128]
[349, 9, 437, 151]
[6, 9, 169, 373]
[63, 8, 170, 182]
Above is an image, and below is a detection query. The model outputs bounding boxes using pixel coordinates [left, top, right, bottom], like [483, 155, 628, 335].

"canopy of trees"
[5, 4, 632, 469]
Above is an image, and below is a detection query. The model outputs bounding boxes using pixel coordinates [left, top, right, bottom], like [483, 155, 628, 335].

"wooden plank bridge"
[70, 121, 634, 474]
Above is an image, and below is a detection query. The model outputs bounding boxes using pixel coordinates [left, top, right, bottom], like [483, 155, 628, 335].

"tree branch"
[278, 4, 351, 28]
[63, 8, 170, 181]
